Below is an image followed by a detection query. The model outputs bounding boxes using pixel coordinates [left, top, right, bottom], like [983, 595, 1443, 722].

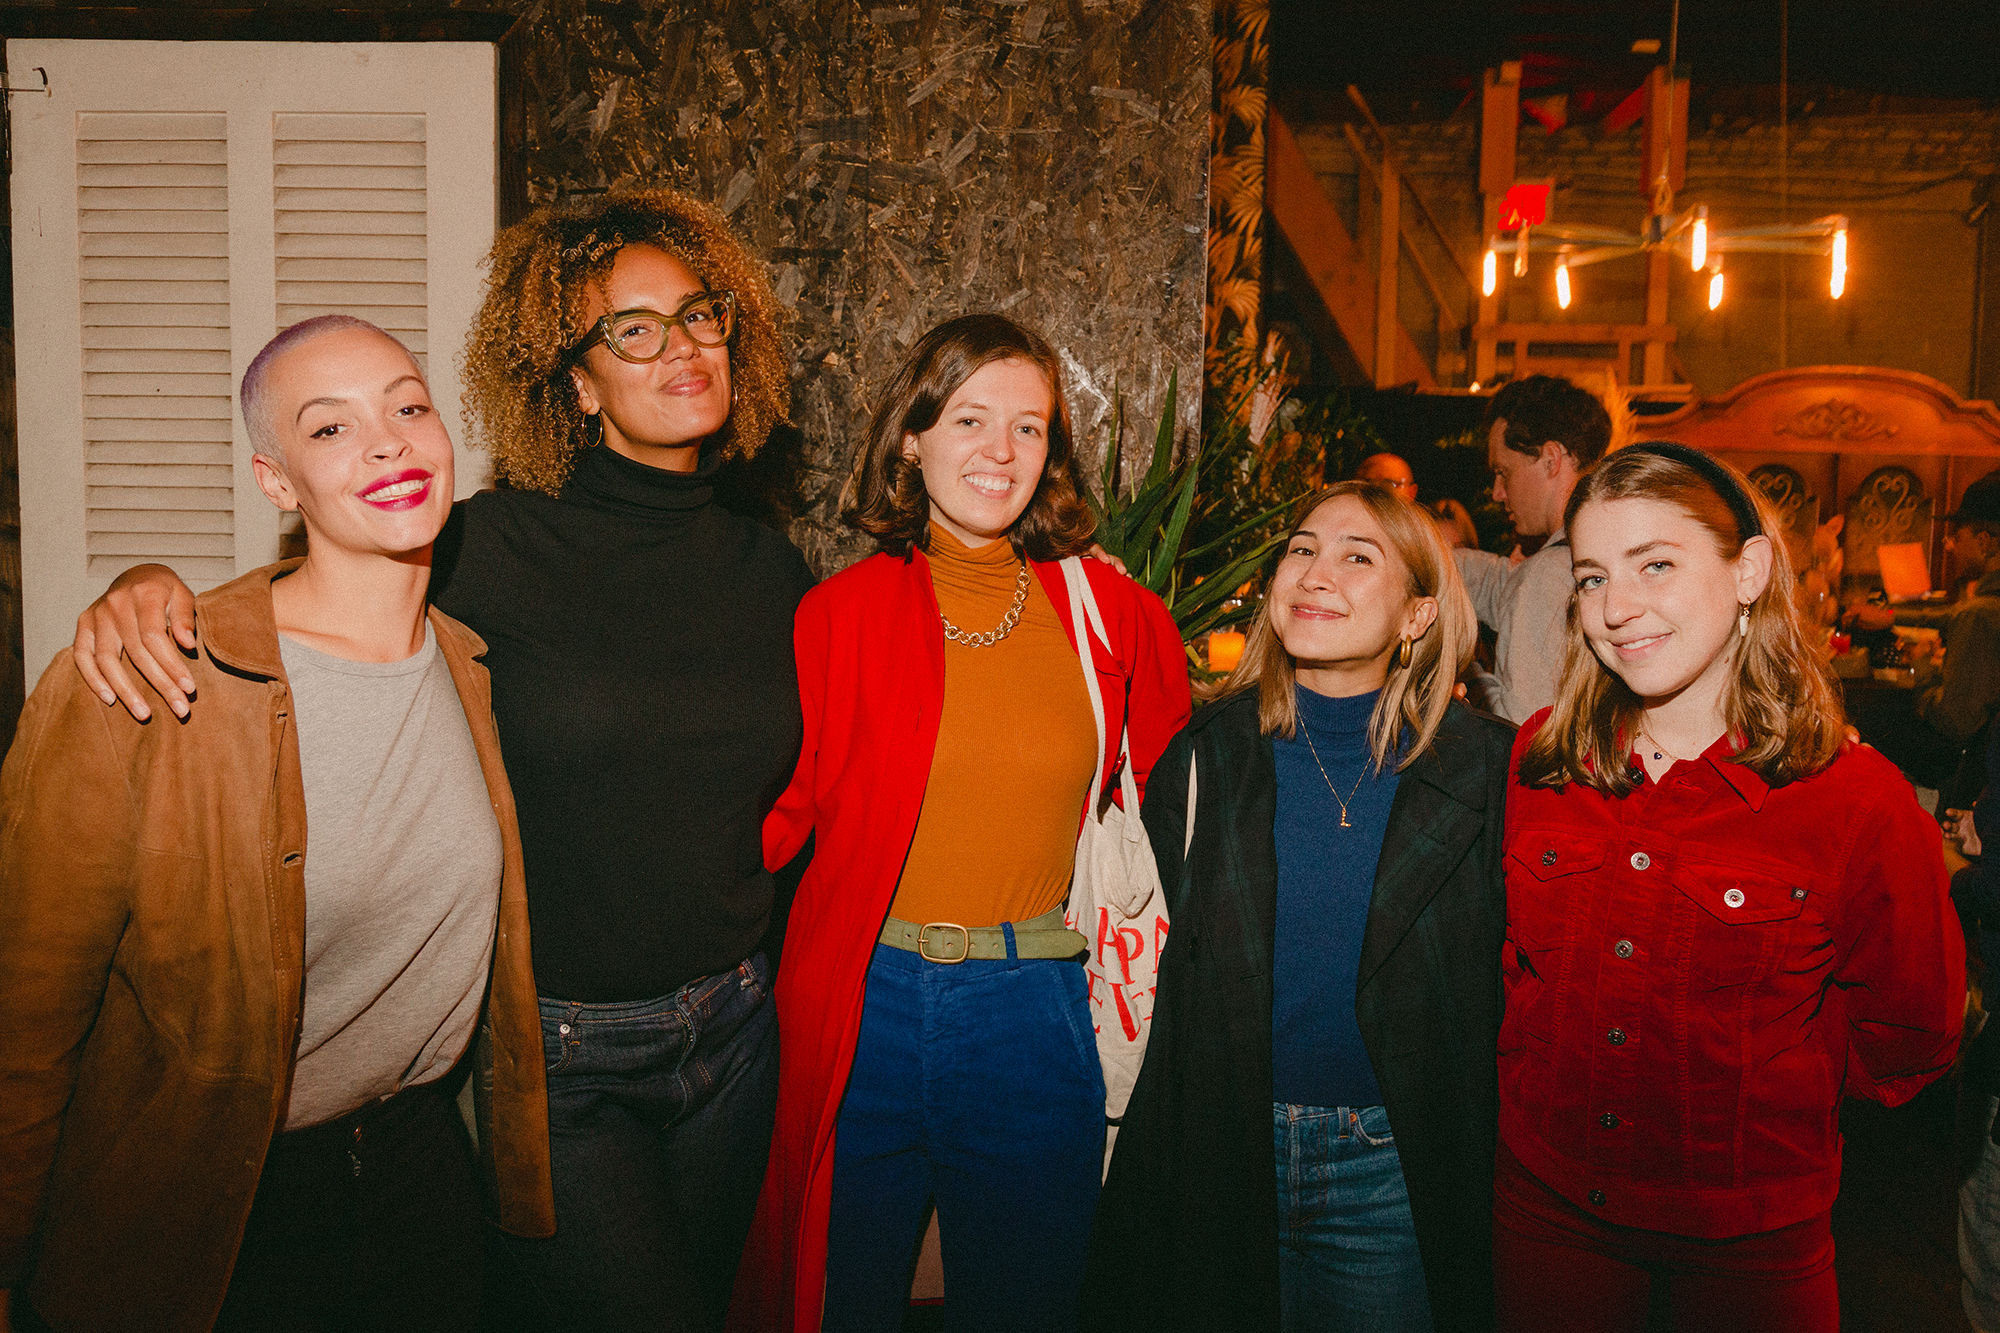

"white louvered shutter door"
[10, 40, 495, 671]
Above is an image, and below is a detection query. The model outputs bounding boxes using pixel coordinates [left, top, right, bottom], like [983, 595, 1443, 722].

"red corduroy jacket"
[1499, 711, 1965, 1239]
[729, 549, 1190, 1333]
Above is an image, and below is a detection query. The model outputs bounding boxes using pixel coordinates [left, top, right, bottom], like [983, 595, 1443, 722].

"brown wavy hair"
[1518, 444, 1847, 795]
[462, 187, 791, 495]
[1206, 482, 1477, 772]
[843, 314, 1095, 561]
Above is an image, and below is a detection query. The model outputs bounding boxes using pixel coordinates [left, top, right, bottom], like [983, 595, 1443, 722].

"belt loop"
[1003, 920, 1019, 966]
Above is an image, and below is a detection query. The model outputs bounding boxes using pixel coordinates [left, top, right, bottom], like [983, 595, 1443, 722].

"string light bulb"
[1482, 241, 1497, 298]
[1707, 259, 1725, 311]
[1690, 206, 1708, 271]
[1555, 256, 1572, 310]
[1830, 226, 1848, 299]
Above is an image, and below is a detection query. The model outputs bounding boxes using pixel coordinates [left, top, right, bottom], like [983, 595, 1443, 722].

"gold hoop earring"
[1395, 636, 1414, 670]
[1738, 603, 1750, 638]
[584, 412, 604, 448]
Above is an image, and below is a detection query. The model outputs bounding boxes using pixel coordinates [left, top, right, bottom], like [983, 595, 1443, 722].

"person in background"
[1946, 722, 2000, 1333]
[1498, 442, 1964, 1333]
[1084, 481, 1512, 1333]
[0, 318, 550, 1333]
[1455, 375, 1612, 722]
[1847, 472, 2000, 793]
[733, 315, 1190, 1333]
[66, 189, 812, 1332]
[1355, 451, 1477, 548]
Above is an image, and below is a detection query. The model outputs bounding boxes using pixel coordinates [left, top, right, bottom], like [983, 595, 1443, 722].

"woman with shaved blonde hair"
[1086, 480, 1514, 1333]
[70, 188, 812, 1332]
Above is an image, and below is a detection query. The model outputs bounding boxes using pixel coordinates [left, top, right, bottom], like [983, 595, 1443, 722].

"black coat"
[1081, 692, 1514, 1332]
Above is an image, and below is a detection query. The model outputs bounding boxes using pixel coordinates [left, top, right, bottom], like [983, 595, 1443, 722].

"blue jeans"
[1964, 1095, 2000, 1332]
[823, 940, 1105, 1333]
[487, 954, 777, 1333]
[1275, 1102, 1435, 1333]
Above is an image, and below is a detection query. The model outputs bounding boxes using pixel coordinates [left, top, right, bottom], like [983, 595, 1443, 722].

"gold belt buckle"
[916, 921, 972, 964]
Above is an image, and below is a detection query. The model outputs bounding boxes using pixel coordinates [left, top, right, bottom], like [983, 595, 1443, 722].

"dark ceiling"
[1273, 0, 2000, 123]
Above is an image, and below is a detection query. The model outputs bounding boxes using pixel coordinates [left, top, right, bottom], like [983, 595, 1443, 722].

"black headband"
[1617, 441, 1764, 540]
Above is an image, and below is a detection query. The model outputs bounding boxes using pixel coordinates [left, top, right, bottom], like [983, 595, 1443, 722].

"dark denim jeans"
[487, 953, 777, 1333]
[1275, 1102, 1434, 1333]
[823, 939, 1105, 1333]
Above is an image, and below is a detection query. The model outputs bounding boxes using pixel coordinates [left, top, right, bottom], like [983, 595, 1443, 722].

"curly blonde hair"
[462, 187, 791, 495]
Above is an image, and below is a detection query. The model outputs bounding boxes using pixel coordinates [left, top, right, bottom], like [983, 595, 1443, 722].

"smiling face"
[1569, 495, 1774, 714]
[570, 243, 732, 472]
[250, 326, 454, 558]
[901, 357, 1053, 547]
[1269, 493, 1438, 697]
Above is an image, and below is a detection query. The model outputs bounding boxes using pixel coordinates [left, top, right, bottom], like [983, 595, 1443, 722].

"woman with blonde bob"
[1495, 442, 1965, 1333]
[1086, 480, 1515, 1333]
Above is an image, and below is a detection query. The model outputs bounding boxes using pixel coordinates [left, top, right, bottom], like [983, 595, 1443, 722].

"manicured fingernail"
[179, 678, 195, 692]
[171, 701, 188, 718]
[98, 690, 116, 706]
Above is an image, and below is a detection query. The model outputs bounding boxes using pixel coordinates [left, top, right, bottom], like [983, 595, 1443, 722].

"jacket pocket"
[1671, 864, 1805, 988]
[1505, 831, 1608, 951]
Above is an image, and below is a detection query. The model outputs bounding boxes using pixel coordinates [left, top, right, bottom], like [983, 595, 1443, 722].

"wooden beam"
[1475, 64, 1518, 386]
[1342, 123, 1461, 333]
[1473, 322, 1678, 344]
[1642, 250, 1671, 384]
[1265, 109, 1435, 389]
[1375, 155, 1401, 388]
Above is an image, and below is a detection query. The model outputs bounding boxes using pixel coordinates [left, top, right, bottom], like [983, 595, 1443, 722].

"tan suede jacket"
[0, 562, 554, 1333]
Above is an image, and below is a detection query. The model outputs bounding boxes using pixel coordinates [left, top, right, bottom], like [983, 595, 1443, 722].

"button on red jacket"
[1500, 712, 1965, 1238]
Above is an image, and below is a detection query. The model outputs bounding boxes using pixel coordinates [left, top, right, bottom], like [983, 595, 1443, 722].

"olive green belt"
[878, 905, 1089, 964]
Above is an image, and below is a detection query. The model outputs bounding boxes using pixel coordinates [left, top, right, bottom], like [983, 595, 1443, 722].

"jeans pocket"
[1350, 1105, 1396, 1147]
[541, 1009, 577, 1076]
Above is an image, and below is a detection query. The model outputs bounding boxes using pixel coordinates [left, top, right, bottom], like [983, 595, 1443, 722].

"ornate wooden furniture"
[1631, 366, 2000, 589]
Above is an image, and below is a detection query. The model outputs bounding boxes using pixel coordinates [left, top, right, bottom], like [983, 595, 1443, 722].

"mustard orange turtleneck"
[888, 524, 1098, 929]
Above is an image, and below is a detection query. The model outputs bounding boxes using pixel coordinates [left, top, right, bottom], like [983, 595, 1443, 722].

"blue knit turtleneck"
[1271, 683, 1401, 1108]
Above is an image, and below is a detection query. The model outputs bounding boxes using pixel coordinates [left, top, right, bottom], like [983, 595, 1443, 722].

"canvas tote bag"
[1059, 558, 1170, 1168]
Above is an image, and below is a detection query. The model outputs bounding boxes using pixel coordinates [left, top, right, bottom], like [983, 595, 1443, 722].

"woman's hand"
[1946, 806, 1983, 859]
[1086, 544, 1129, 577]
[72, 564, 199, 721]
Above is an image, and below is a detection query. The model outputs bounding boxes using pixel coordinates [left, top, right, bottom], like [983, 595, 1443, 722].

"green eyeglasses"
[573, 290, 737, 363]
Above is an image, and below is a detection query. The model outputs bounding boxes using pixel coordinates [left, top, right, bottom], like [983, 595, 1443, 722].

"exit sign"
[1498, 180, 1554, 230]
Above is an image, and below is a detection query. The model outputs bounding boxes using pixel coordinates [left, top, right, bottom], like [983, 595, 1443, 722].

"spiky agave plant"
[1085, 366, 1309, 673]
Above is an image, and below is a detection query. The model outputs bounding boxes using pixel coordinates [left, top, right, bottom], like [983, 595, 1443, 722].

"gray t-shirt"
[278, 623, 503, 1129]
[1455, 530, 1572, 724]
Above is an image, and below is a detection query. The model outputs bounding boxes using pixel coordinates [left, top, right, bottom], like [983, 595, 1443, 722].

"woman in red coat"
[733, 315, 1191, 1333]
[1497, 442, 1965, 1332]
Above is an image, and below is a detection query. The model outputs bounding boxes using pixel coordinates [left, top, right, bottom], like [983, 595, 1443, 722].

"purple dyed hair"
[239, 315, 418, 460]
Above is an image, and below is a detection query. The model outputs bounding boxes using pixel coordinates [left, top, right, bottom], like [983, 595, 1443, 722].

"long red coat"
[729, 549, 1192, 1332]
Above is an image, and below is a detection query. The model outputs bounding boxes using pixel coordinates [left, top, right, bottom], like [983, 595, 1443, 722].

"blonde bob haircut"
[462, 187, 791, 495]
[1518, 444, 1847, 796]
[1206, 481, 1478, 773]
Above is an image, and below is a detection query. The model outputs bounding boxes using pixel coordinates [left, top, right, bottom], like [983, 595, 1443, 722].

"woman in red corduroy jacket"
[1496, 442, 1965, 1333]
[730, 315, 1190, 1333]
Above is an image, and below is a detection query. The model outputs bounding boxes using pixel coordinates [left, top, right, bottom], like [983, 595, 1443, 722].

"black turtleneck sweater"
[430, 443, 815, 1002]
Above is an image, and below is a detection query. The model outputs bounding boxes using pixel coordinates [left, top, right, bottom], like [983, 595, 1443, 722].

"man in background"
[1849, 473, 2000, 794]
[1453, 375, 1612, 724]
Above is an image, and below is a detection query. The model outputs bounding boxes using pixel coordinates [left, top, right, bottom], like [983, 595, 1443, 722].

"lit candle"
[1207, 630, 1247, 673]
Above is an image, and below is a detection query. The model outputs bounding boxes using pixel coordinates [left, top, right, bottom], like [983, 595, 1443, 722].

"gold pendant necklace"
[939, 561, 1031, 648]
[1300, 722, 1369, 829]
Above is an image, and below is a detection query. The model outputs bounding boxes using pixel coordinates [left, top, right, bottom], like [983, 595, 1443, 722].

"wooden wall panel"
[513, 0, 1209, 575]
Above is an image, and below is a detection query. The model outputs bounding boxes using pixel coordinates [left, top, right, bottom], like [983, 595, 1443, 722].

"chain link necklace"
[939, 560, 1031, 648]
[1299, 722, 1369, 829]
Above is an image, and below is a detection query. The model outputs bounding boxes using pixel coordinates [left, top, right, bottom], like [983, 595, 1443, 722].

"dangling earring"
[1395, 636, 1415, 670]
[583, 412, 604, 448]
[1737, 603, 1751, 638]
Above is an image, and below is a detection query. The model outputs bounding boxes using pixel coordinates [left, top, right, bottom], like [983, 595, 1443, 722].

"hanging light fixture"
[1482, 240, 1498, 297]
[1485, 0, 1849, 321]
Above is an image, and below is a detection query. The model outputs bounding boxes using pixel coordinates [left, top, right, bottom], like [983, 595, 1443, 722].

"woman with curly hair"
[732, 315, 1191, 1333]
[69, 188, 815, 1332]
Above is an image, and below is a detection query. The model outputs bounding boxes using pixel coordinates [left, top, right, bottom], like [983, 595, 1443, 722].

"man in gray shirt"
[1453, 376, 1612, 723]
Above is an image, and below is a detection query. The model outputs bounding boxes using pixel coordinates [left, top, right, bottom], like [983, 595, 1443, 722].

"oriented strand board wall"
[514, 0, 1209, 575]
